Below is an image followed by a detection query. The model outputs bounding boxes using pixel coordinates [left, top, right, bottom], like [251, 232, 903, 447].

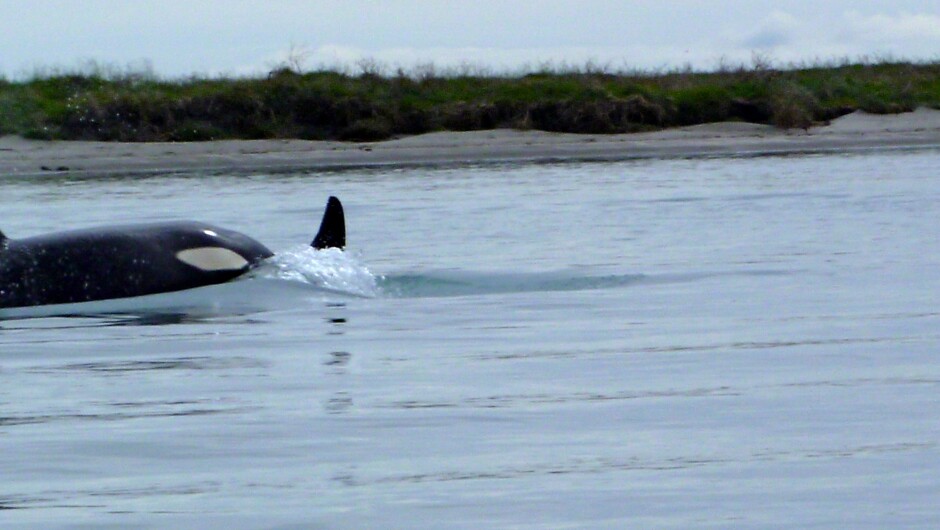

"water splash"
[255, 245, 380, 298]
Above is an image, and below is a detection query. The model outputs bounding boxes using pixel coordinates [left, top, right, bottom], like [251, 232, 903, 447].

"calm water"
[2, 149, 940, 528]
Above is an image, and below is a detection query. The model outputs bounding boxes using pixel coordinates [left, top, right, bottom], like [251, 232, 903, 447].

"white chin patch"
[176, 247, 249, 272]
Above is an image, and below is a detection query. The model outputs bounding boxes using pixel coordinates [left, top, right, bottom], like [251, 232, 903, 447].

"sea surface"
[2, 148, 940, 528]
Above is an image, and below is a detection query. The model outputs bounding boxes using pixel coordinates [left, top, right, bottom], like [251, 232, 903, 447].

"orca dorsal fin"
[0, 230, 7, 248]
[311, 196, 346, 250]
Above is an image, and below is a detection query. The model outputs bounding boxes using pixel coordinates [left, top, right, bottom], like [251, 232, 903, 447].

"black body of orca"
[0, 196, 346, 309]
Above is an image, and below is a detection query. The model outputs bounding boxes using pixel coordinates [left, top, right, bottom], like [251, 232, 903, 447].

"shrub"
[671, 85, 733, 125]
[2, 59, 940, 141]
[339, 117, 393, 141]
[168, 121, 223, 141]
[768, 80, 819, 129]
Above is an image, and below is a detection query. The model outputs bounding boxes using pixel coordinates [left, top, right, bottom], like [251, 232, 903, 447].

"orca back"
[0, 222, 273, 308]
[312, 196, 346, 250]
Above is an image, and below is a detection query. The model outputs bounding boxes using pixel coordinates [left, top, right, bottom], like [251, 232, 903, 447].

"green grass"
[1, 59, 939, 142]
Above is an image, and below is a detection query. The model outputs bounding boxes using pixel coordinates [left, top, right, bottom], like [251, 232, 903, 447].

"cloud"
[257, 43, 739, 76]
[8, 2, 939, 78]
[742, 11, 800, 49]
[827, 11, 940, 59]
[844, 11, 940, 41]
[728, 9, 940, 66]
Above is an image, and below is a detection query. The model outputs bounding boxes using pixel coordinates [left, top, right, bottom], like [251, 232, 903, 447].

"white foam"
[255, 245, 379, 298]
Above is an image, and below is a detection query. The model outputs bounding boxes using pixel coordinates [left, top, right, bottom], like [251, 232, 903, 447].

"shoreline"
[2, 108, 940, 176]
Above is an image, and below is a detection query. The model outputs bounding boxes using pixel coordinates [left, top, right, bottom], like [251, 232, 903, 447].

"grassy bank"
[1, 60, 939, 142]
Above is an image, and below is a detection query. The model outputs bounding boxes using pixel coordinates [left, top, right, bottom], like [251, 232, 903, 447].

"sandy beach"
[2, 108, 940, 176]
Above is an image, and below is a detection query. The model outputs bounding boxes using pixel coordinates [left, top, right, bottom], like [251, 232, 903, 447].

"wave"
[377, 270, 646, 298]
[0, 243, 789, 322]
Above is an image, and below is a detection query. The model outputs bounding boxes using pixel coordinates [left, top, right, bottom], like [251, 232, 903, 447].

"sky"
[1, 0, 939, 78]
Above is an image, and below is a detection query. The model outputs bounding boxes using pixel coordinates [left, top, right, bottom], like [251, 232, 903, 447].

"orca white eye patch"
[176, 247, 249, 271]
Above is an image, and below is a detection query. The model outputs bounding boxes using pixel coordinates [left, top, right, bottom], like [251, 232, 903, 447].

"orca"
[0, 196, 346, 309]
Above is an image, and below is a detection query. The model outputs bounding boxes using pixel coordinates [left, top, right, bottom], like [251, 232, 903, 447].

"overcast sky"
[2, 0, 939, 78]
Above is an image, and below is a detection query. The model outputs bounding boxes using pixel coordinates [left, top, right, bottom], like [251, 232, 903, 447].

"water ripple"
[343, 441, 937, 487]
[39, 355, 268, 374]
[386, 386, 739, 410]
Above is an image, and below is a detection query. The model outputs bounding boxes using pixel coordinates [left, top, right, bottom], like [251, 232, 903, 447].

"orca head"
[168, 224, 273, 274]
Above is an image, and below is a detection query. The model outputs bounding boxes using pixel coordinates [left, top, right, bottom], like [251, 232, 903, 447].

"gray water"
[2, 149, 940, 528]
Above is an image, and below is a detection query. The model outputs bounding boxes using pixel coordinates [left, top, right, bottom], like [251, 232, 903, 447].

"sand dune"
[2, 108, 939, 176]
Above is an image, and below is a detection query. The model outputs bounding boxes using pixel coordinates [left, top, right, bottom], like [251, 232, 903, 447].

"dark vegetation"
[1, 59, 939, 142]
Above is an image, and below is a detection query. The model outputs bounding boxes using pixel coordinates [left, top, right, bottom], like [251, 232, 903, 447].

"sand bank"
[2, 108, 940, 176]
